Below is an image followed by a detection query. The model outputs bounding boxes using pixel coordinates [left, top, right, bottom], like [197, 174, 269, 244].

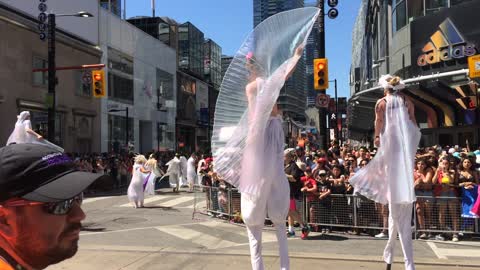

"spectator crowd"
[201, 140, 480, 242]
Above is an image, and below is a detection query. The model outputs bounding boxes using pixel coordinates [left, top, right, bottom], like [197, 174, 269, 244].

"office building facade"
[348, 0, 479, 147]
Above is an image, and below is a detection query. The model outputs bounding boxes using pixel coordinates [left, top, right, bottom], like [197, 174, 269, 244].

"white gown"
[179, 156, 188, 186]
[144, 163, 162, 196]
[187, 157, 197, 186]
[127, 164, 145, 205]
[166, 157, 181, 188]
[197, 159, 206, 185]
[7, 112, 64, 152]
[349, 94, 421, 205]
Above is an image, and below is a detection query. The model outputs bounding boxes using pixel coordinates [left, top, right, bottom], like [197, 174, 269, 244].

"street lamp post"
[109, 108, 129, 152]
[47, 11, 93, 143]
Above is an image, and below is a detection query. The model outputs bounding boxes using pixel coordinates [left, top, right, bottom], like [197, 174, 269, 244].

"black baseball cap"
[0, 143, 108, 203]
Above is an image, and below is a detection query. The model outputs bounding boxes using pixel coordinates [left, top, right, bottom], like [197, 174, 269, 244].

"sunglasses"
[0, 193, 83, 215]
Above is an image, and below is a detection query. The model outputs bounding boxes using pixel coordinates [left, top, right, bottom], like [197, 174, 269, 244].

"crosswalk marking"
[160, 196, 195, 207]
[156, 226, 238, 249]
[155, 220, 279, 250]
[118, 195, 171, 207]
[428, 242, 480, 259]
[83, 196, 116, 204]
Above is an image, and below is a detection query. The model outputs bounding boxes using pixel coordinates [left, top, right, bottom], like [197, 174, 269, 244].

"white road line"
[118, 195, 173, 207]
[158, 196, 195, 207]
[83, 196, 116, 204]
[156, 226, 238, 249]
[436, 247, 480, 258]
[427, 242, 447, 259]
[80, 221, 203, 236]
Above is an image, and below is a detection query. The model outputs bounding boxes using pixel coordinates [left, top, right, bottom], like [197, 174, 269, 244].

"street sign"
[315, 93, 330, 108]
[82, 70, 92, 84]
[468, 54, 480, 78]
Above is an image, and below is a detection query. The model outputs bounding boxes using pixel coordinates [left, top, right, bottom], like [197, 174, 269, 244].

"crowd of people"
[202, 140, 480, 242]
[64, 139, 480, 243]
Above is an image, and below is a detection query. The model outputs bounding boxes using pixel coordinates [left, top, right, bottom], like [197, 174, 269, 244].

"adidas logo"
[417, 18, 476, 67]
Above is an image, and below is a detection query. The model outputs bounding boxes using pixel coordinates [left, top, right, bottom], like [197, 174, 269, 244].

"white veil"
[212, 7, 320, 194]
[6, 111, 64, 152]
[349, 84, 421, 204]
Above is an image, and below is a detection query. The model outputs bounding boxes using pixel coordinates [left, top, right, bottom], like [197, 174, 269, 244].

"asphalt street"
[47, 188, 480, 270]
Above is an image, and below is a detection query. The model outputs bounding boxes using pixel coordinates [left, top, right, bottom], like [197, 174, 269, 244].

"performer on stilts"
[211, 8, 320, 270]
[349, 75, 421, 270]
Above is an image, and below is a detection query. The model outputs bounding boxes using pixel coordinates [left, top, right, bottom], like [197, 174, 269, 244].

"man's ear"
[0, 208, 15, 238]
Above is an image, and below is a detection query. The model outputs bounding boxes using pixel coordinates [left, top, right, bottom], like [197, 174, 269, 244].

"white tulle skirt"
[349, 94, 421, 205]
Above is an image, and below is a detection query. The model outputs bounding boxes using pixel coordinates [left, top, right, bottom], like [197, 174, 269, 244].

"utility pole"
[317, 0, 327, 150]
[47, 13, 56, 143]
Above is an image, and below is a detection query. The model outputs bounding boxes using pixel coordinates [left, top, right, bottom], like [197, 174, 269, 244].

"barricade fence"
[194, 186, 480, 235]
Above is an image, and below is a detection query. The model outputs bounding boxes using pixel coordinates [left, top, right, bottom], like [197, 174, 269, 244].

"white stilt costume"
[211, 8, 321, 270]
[349, 75, 421, 270]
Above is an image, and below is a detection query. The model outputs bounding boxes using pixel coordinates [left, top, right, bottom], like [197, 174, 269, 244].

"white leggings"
[241, 192, 289, 270]
[383, 203, 415, 270]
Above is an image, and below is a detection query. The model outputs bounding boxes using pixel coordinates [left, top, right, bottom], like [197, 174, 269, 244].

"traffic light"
[91, 70, 106, 98]
[314, 58, 329, 90]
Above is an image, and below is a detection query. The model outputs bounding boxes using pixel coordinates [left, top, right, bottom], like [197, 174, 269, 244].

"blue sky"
[126, 0, 361, 98]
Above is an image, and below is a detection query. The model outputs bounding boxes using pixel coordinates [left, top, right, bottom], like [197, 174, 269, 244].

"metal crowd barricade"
[194, 186, 480, 236]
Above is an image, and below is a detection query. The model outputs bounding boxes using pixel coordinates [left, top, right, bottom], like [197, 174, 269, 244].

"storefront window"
[108, 114, 134, 153]
[425, 0, 448, 14]
[393, 0, 407, 32]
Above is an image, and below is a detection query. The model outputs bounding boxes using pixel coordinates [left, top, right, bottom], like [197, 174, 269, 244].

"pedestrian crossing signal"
[314, 58, 329, 90]
[92, 70, 106, 98]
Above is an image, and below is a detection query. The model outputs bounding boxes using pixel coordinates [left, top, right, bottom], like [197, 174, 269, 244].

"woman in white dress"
[349, 75, 420, 270]
[144, 155, 164, 195]
[127, 155, 150, 208]
[6, 111, 64, 152]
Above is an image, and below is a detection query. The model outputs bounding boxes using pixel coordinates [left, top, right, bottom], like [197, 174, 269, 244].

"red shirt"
[301, 176, 317, 202]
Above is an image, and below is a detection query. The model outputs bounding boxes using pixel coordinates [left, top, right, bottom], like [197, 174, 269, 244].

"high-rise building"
[127, 16, 179, 50]
[221, 55, 233, 82]
[99, 0, 122, 17]
[204, 39, 222, 90]
[253, 0, 306, 121]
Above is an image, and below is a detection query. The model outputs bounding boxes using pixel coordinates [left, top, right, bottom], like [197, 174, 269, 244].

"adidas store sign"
[417, 18, 476, 67]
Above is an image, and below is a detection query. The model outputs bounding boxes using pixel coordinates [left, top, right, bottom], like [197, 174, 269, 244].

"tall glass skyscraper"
[253, 0, 307, 121]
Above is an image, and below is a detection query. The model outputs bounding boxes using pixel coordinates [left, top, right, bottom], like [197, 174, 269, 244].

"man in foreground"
[0, 143, 108, 270]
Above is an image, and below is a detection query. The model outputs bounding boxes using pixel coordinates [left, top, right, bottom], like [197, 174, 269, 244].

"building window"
[425, 0, 448, 14]
[408, 0, 424, 22]
[108, 73, 134, 103]
[108, 114, 134, 153]
[393, 0, 407, 32]
[32, 56, 48, 87]
[156, 69, 174, 111]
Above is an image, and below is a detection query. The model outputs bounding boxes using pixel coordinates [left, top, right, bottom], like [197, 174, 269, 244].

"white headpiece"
[378, 74, 405, 91]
